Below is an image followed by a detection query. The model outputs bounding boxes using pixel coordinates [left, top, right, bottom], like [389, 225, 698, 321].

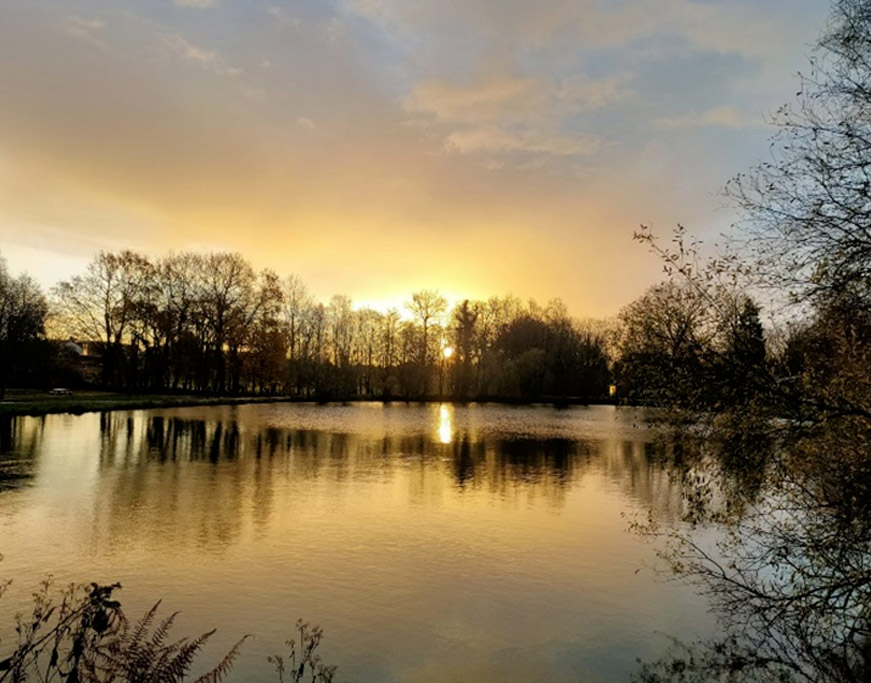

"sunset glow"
[0, 1, 829, 316]
[1, 3, 867, 678]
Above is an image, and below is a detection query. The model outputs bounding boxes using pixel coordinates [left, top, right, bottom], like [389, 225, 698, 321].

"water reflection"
[104, 413, 662, 495]
[0, 407, 686, 518]
[437, 403, 453, 444]
[54, 408, 684, 554]
[0, 404, 710, 683]
[0, 416, 44, 490]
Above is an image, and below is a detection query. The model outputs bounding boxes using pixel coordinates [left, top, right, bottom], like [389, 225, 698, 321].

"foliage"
[628, 4, 871, 681]
[492, 305, 610, 399]
[268, 621, 337, 683]
[616, 227, 768, 410]
[52, 251, 151, 388]
[0, 575, 335, 683]
[0, 579, 248, 683]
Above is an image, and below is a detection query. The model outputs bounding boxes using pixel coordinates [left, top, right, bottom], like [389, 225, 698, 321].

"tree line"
[1, 232, 836, 409]
[0, 250, 616, 401]
[2, 234, 852, 414]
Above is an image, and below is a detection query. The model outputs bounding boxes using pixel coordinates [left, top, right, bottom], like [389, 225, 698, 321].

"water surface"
[0, 403, 714, 682]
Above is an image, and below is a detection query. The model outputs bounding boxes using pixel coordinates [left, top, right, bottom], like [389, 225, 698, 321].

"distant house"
[80, 340, 105, 358]
[60, 338, 83, 356]
[52, 338, 102, 386]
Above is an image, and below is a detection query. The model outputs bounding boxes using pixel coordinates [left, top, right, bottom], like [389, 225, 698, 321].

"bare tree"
[405, 290, 447, 395]
[197, 253, 257, 393]
[728, 0, 871, 310]
[53, 251, 152, 387]
[282, 275, 312, 393]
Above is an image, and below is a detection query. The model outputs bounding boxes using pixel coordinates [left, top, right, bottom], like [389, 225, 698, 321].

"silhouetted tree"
[325, 294, 355, 396]
[616, 281, 712, 406]
[353, 307, 382, 396]
[0, 257, 47, 398]
[155, 252, 203, 391]
[451, 300, 479, 398]
[41, 249, 611, 401]
[198, 253, 257, 393]
[406, 289, 447, 395]
[244, 270, 286, 394]
[495, 314, 549, 397]
[773, 295, 871, 420]
[476, 295, 524, 396]
[53, 250, 152, 387]
[728, 0, 871, 313]
[282, 274, 313, 394]
[632, 5, 871, 680]
[716, 296, 768, 405]
[379, 308, 401, 396]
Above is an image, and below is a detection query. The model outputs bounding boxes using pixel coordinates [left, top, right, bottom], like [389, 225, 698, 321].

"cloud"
[157, 33, 242, 76]
[324, 17, 346, 43]
[0, 0, 830, 319]
[655, 106, 763, 130]
[403, 73, 626, 162]
[557, 74, 633, 113]
[444, 126, 602, 157]
[404, 77, 546, 124]
[58, 15, 107, 50]
[344, 0, 815, 60]
[173, 0, 219, 8]
[266, 5, 302, 30]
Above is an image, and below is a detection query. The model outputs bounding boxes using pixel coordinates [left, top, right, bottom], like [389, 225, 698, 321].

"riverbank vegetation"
[0, 575, 337, 682]
[630, 1, 871, 681]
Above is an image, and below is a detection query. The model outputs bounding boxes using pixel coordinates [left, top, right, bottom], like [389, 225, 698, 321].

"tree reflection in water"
[635, 413, 871, 683]
[0, 404, 712, 681]
[0, 416, 43, 490]
[34, 407, 686, 555]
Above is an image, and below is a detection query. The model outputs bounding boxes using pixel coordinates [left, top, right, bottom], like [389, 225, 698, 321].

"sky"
[0, 0, 830, 318]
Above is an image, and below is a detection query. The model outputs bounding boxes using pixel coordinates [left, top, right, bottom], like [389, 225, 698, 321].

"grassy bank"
[0, 390, 298, 418]
[0, 390, 618, 418]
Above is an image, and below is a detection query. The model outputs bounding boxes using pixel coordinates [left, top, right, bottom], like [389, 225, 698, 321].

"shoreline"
[0, 391, 619, 418]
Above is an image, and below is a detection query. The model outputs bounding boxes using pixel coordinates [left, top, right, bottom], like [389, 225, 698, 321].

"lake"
[0, 402, 715, 682]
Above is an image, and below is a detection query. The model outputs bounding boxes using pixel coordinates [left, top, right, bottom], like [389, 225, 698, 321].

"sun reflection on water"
[437, 403, 453, 444]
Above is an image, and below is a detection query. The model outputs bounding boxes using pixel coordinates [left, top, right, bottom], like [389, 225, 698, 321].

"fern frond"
[191, 634, 250, 683]
[129, 601, 161, 647]
[149, 611, 179, 650]
[162, 628, 216, 681]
